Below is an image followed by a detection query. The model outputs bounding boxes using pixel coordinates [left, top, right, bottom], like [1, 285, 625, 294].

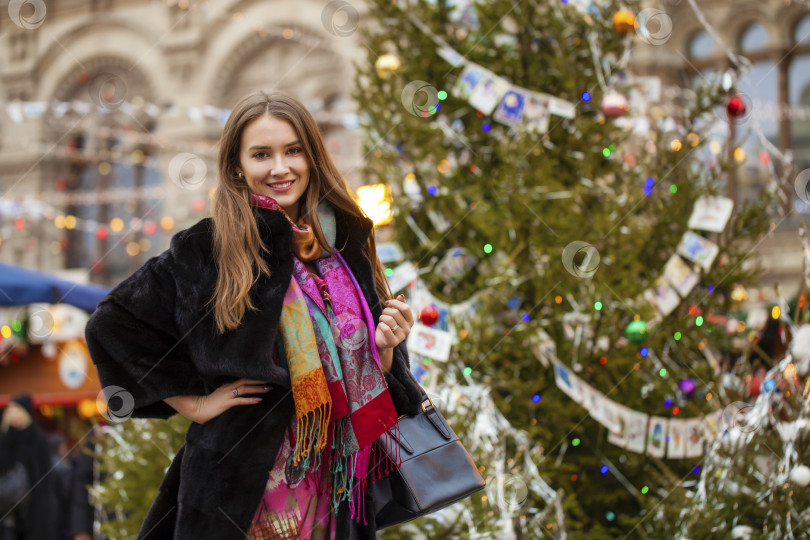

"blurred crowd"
[0, 394, 96, 540]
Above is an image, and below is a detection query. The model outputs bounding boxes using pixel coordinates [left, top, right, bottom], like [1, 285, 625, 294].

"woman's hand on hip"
[163, 378, 270, 424]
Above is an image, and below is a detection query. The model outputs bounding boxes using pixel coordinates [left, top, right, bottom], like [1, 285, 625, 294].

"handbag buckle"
[421, 395, 436, 413]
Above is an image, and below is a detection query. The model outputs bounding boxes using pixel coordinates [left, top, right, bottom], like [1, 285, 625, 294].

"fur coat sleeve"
[85, 251, 207, 420]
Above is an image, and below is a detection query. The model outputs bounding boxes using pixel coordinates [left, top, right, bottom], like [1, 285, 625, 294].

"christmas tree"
[91, 415, 189, 539]
[355, 0, 781, 537]
[644, 226, 810, 539]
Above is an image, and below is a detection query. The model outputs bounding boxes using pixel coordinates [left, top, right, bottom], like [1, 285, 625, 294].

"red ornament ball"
[726, 95, 747, 120]
[419, 305, 439, 326]
[601, 91, 630, 118]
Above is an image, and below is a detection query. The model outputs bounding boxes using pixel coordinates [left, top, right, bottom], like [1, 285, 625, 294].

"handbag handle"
[421, 394, 452, 441]
[383, 394, 454, 456]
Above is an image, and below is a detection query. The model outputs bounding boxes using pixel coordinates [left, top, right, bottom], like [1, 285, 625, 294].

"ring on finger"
[390, 324, 400, 332]
[232, 388, 239, 397]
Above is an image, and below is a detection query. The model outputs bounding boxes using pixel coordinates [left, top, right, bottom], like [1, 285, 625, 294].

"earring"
[237, 171, 244, 179]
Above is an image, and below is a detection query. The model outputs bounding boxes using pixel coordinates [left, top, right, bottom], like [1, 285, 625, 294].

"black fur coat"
[84, 204, 425, 539]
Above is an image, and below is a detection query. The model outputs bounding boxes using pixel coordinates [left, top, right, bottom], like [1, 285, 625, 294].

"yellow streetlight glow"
[356, 184, 393, 226]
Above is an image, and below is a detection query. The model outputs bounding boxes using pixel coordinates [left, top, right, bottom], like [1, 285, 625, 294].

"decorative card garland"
[405, 13, 577, 132]
[645, 196, 733, 316]
[552, 359, 706, 459]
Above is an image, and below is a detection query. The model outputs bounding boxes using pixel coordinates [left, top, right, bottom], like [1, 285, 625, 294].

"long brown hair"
[207, 90, 392, 334]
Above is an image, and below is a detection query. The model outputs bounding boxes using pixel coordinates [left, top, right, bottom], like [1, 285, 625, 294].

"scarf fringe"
[293, 402, 332, 467]
[316, 419, 406, 524]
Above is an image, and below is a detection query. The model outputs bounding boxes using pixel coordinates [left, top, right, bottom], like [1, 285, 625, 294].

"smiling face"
[237, 114, 310, 222]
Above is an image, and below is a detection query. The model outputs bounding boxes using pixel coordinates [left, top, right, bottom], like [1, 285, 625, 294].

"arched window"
[688, 30, 715, 60]
[795, 14, 810, 44]
[740, 22, 769, 53]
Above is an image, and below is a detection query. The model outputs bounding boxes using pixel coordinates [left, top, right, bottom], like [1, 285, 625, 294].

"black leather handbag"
[370, 394, 486, 529]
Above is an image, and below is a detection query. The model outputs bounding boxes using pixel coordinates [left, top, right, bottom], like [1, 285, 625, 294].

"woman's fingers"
[235, 378, 270, 385]
[384, 298, 415, 325]
[377, 322, 400, 347]
[227, 378, 271, 402]
[381, 310, 407, 330]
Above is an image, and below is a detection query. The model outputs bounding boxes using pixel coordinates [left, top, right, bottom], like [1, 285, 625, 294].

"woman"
[84, 90, 425, 539]
[0, 394, 57, 540]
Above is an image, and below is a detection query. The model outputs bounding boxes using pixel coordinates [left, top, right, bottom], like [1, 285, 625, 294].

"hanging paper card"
[406, 323, 453, 361]
[547, 96, 576, 119]
[607, 403, 634, 448]
[684, 418, 704, 458]
[376, 242, 404, 264]
[437, 45, 465, 67]
[531, 330, 557, 367]
[677, 231, 719, 271]
[493, 87, 527, 126]
[644, 276, 681, 316]
[586, 387, 621, 432]
[554, 362, 585, 404]
[666, 418, 687, 459]
[663, 254, 700, 298]
[687, 196, 734, 233]
[447, 0, 479, 28]
[453, 63, 488, 101]
[468, 69, 511, 115]
[435, 247, 477, 283]
[386, 261, 418, 293]
[523, 91, 551, 133]
[625, 410, 649, 454]
[647, 416, 668, 457]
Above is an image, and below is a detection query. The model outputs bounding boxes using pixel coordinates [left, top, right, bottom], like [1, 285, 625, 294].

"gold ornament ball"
[375, 54, 401, 79]
[612, 10, 637, 35]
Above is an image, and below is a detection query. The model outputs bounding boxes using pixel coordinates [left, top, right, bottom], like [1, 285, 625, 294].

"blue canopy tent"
[0, 263, 111, 313]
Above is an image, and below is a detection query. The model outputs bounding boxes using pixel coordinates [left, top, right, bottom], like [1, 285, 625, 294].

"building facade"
[0, 0, 367, 285]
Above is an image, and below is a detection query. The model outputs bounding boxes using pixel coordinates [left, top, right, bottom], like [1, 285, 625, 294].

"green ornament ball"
[625, 320, 648, 344]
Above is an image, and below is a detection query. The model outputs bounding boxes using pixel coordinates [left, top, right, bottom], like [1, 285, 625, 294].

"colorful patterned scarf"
[250, 193, 401, 522]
